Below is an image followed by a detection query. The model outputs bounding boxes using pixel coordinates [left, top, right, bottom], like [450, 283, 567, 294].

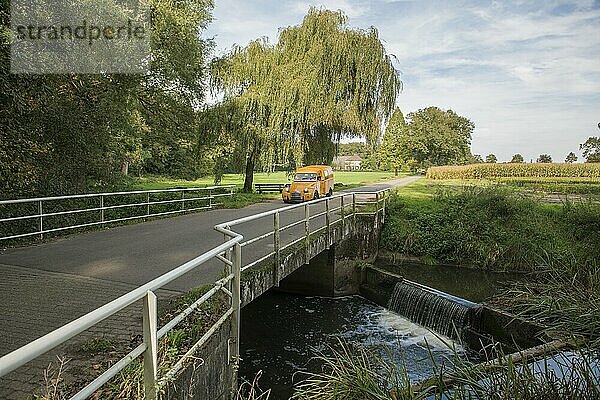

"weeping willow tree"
[210, 8, 402, 191]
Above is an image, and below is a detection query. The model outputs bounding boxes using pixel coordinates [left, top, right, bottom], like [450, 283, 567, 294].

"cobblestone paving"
[0, 264, 178, 399]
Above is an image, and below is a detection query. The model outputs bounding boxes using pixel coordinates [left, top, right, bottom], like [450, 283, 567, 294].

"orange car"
[282, 165, 334, 203]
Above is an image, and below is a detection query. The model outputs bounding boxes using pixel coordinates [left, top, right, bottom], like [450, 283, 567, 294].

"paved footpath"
[0, 175, 420, 398]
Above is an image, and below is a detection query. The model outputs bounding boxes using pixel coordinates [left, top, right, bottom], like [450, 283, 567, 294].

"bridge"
[0, 177, 419, 399]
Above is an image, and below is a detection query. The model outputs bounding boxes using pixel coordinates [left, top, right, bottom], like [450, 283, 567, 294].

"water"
[240, 291, 469, 399]
[387, 281, 478, 339]
[374, 260, 521, 302]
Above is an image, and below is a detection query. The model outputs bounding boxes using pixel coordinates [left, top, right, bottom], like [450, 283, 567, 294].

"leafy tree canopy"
[580, 137, 600, 163]
[378, 108, 407, 174]
[510, 154, 524, 163]
[387, 107, 474, 168]
[565, 152, 578, 163]
[210, 8, 402, 190]
[486, 154, 498, 163]
[537, 154, 553, 163]
[1, 0, 215, 197]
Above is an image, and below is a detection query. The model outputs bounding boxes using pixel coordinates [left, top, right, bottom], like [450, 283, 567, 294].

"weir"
[387, 280, 478, 340]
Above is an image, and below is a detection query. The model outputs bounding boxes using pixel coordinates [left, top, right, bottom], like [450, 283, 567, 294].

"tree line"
[476, 136, 599, 165]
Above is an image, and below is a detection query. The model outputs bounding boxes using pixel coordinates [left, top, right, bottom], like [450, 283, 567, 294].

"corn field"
[427, 163, 600, 180]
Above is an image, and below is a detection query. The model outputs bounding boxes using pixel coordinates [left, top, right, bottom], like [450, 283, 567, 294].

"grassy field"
[128, 171, 404, 191]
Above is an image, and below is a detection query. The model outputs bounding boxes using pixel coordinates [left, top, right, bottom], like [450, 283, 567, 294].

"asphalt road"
[0, 175, 420, 357]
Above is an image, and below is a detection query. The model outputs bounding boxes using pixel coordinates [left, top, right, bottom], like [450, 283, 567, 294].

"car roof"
[296, 165, 332, 173]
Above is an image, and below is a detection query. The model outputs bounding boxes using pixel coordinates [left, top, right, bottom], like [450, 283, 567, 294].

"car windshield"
[294, 173, 317, 181]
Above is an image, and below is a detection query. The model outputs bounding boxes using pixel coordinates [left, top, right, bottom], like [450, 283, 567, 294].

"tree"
[382, 107, 473, 169]
[537, 154, 553, 163]
[565, 152, 578, 163]
[470, 154, 484, 163]
[510, 154, 524, 163]
[379, 108, 407, 175]
[0, 0, 215, 196]
[210, 9, 402, 191]
[486, 154, 497, 163]
[580, 137, 600, 163]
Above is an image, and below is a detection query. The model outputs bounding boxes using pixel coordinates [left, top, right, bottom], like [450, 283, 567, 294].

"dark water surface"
[240, 291, 467, 399]
[374, 260, 522, 303]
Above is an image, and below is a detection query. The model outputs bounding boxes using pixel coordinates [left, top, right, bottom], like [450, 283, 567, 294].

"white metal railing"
[214, 189, 390, 284]
[0, 186, 235, 241]
[0, 188, 389, 399]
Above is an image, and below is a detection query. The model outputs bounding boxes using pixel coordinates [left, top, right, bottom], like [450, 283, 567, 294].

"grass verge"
[382, 182, 600, 271]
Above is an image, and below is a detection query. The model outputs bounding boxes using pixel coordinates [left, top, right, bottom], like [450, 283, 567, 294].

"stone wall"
[163, 315, 235, 400]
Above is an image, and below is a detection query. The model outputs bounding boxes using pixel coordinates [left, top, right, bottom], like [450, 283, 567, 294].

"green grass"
[128, 171, 404, 191]
[383, 181, 600, 271]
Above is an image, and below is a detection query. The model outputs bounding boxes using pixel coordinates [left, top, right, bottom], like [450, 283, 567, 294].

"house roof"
[333, 155, 363, 162]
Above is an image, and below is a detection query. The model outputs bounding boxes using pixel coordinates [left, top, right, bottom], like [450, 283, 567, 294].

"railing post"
[341, 195, 345, 233]
[374, 192, 379, 229]
[181, 190, 185, 211]
[382, 192, 386, 225]
[231, 242, 241, 367]
[146, 193, 150, 217]
[142, 290, 158, 400]
[304, 203, 310, 263]
[273, 212, 280, 286]
[38, 200, 43, 240]
[100, 195, 104, 224]
[325, 198, 331, 247]
[209, 189, 213, 209]
[352, 193, 356, 227]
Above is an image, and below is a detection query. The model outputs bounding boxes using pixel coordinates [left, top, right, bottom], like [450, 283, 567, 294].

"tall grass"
[494, 258, 600, 348]
[381, 186, 600, 271]
[291, 341, 600, 400]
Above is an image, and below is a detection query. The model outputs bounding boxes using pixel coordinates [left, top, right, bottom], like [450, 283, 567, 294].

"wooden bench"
[255, 183, 287, 193]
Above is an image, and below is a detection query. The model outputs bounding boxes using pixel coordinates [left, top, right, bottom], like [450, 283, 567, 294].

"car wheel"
[328, 188, 333, 197]
[314, 191, 319, 200]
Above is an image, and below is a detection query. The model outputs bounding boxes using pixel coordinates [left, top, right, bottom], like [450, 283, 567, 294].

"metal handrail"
[215, 188, 390, 276]
[0, 187, 389, 399]
[0, 185, 236, 241]
[0, 186, 234, 205]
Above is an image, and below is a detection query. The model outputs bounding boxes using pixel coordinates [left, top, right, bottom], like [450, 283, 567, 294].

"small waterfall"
[387, 280, 478, 339]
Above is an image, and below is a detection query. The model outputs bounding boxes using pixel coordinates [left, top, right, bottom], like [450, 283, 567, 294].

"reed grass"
[291, 340, 600, 400]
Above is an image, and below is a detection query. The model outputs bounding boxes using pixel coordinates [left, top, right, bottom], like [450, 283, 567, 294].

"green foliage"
[485, 154, 497, 163]
[292, 340, 415, 400]
[378, 108, 408, 173]
[0, 0, 215, 197]
[565, 152, 578, 163]
[383, 107, 474, 169]
[398, 107, 475, 168]
[537, 154, 552, 163]
[381, 186, 600, 271]
[511, 153, 524, 163]
[498, 258, 600, 347]
[210, 8, 402, 189]
[500, 177, 600, 195]
[427, 163, 600, 179]
[580, 136, 600, 162]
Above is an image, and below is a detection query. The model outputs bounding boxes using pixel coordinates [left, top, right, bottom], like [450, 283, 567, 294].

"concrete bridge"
[0, 177, 419, 399]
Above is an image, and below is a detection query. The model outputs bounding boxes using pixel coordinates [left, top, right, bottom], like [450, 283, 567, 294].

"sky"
[205, 0, 600, 163]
